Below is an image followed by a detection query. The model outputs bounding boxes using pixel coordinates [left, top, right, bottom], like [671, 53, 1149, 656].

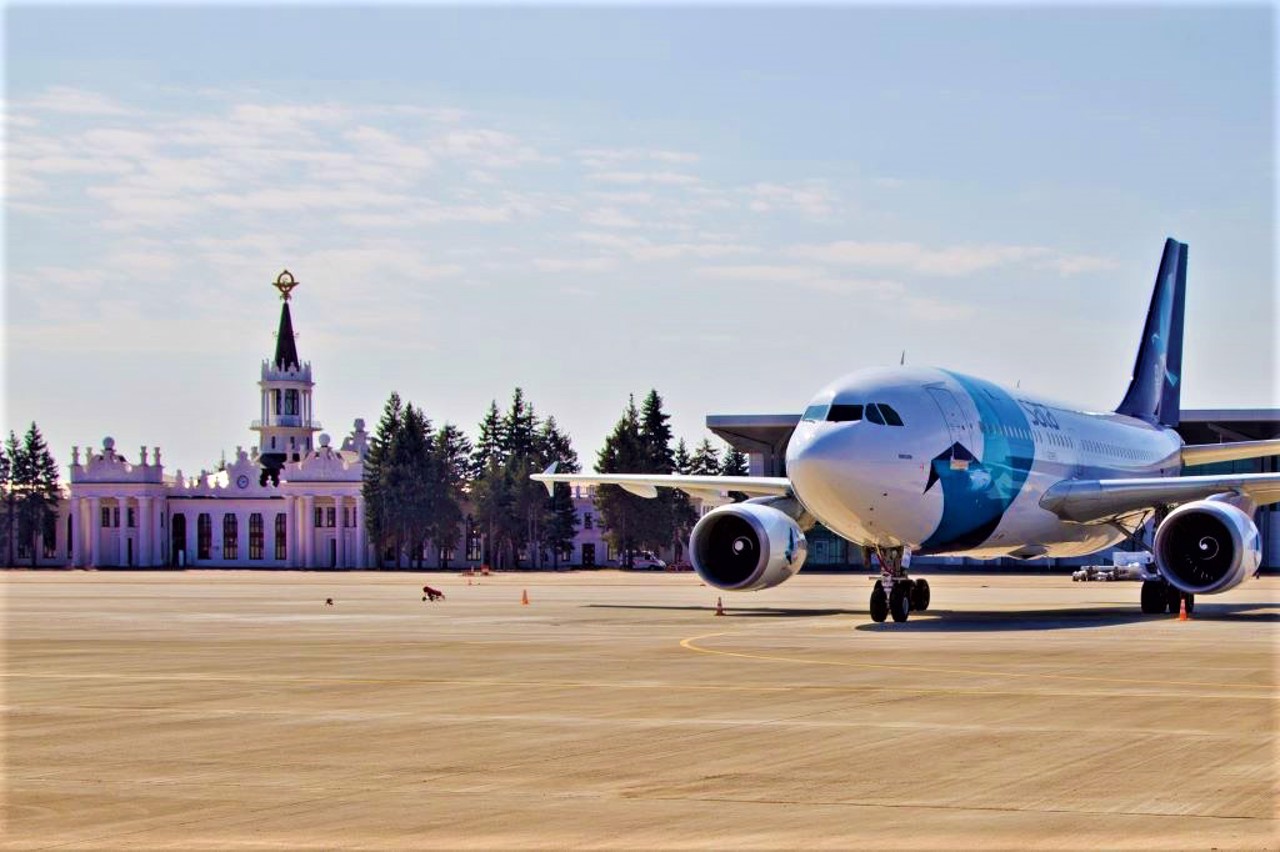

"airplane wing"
[1040, 473, 1280, 524]
[532, 464, 792, 504]
[1181, 438, 1280, 467]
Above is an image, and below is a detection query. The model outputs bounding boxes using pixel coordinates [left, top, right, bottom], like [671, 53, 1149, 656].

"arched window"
[275, 513, 287, 560]
[284, 389, 299, 415]
[197, 513, 212, 560]
[223, 514, 238, 560]
[249, 513, 264, 560]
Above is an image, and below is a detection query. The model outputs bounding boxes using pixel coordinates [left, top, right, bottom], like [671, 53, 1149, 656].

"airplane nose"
[786, 424, 859, 507]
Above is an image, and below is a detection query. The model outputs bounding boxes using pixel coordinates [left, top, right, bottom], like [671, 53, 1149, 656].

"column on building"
[301, 494, 315, 567]
[334, 495, 346, 568]
[141, 496, 155, 567]
[88, 496, 102, 567]
[69, 496, 82, 567]
[355, 495, 367, 568]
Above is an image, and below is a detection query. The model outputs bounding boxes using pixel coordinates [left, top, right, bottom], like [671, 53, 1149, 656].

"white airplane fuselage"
[784, 366, 1184, 559]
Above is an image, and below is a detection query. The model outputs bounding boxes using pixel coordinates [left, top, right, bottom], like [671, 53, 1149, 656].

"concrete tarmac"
[3, 570, 1276, 850]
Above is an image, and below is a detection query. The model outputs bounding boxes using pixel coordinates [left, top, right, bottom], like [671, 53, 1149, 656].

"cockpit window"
[827, 404, 863, 423]
[802, 403, 830, 422]
[866, 404, 886, 425]
[879, 404, 904, 426]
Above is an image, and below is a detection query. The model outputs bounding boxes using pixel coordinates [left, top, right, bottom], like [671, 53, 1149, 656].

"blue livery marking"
[918, 372, 1035, 553]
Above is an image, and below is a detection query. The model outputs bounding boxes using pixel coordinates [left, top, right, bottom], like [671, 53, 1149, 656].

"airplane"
[535, 239, 1280, 622]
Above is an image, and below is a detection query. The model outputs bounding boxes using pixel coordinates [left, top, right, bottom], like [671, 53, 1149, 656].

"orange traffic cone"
[521, 589, 529, 606]
[715, 597, 725, 616]
[1178, 597, 1189, 621]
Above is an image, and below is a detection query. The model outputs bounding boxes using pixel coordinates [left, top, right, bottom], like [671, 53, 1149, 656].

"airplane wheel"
[889, 583, 911, 623]
[911, 579, 931, 612]
[870, 584, 888, 623]
[1165, 584, 1182, 614]
[1140, 580, 1164, 614]
[1184, 593, 1195, 614]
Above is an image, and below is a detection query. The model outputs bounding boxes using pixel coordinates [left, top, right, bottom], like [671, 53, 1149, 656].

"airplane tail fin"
[1116, 238, 1187, 427]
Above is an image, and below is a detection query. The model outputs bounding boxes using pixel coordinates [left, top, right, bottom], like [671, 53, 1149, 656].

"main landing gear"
[1140, 577, 1194, 615]
[868, 547, 929, 624]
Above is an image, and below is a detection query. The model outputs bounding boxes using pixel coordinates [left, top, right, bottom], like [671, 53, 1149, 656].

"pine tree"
[0, 434, 15, 566]
[721, 444, 748, 476]
[689, 438, 721, 475]
[538, 417, 580, 568]
[471, 401, 505, 477]
[425, 423, 472, 569]
[501, 388, 537, 460]
[363, 392, 404, 567]
[385, 404, 433, 567]
[595, 396, 646, 566]
[16, 423, 60, 568]
[670, 438, 698, 562]
[720, 441, 749, 503]
[635, 389, 676, 556]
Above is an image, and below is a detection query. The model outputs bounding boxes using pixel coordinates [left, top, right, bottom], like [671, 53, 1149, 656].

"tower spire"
[272, 271, 301, 371]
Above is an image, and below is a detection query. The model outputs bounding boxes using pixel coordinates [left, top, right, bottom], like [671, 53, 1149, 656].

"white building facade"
[24, 271, 630, 571]
[46, 272, 373, 569]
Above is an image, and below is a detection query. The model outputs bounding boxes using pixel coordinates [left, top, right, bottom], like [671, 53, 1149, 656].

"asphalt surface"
[4, 570, 1276, 850]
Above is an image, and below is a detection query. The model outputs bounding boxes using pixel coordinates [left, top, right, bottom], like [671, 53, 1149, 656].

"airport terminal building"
[708, 411, 1280, 570]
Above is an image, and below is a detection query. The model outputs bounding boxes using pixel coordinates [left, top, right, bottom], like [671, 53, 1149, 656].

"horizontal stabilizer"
[1040, 472, 1280, 524]
[1181, 438, 1280, 468]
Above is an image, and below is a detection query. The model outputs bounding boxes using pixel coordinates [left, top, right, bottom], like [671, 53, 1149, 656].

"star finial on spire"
[273, 270, 299, 301]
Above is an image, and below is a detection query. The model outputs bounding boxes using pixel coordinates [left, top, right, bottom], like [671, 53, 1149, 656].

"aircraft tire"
[911, 579, 931, 612]
[1165, 584, 1182, 614]
[889, 583, 911, 623]
[1140, 580, 1165, 614]
[870, 584, 888, 623]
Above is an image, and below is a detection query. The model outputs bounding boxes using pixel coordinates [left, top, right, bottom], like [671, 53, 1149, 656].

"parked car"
[609, 551, 667, 570]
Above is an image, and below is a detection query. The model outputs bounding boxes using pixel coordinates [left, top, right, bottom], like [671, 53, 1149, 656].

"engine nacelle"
[1153, 500, 1261, 594]
[689, 503, 807, 591]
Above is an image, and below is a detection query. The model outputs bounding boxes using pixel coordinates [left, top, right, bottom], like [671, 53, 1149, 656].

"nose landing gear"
[868, 547, 930, 623]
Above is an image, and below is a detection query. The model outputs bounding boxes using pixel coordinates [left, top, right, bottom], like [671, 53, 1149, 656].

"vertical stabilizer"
[1116, 238, 1186, 427]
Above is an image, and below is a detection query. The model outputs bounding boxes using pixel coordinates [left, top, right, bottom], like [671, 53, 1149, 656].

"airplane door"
[926, 386, 971, 447]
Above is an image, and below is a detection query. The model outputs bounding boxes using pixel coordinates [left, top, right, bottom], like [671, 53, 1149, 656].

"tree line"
[3, 392, 748, 570]
[362, 387, 747, 569]
[1, 424, 61, 567]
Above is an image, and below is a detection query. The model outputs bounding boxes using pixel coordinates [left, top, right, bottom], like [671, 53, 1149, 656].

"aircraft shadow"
[853, 603, 1278, 633]
[585, 604, 860, 618]
[584, 603, 1277, 630]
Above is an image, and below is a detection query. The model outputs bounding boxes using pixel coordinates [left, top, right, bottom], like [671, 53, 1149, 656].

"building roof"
[274, 301, 301, 371]
[707, 409, 1280, 467]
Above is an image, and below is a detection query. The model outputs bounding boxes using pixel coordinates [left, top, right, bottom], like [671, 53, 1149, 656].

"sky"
[4, 4, 1275, 481]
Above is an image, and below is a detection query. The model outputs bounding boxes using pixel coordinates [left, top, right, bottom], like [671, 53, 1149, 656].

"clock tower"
[252, 270, 321, 485]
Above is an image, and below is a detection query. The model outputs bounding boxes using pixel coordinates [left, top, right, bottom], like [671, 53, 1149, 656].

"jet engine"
[689, 503, 808, 591]
[1153, 500, 1261, 595]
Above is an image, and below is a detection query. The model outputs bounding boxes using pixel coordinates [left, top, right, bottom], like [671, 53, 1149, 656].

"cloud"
[576, 147, 700, 168]
[587, 170, 702, 186]
[786, 240, 1112, 277]
[744, 181, 837, 218]
[430, 129, 554, 168]
[697, 264, 823, 283]
[533, 256, 618, 273]
[18, 86, 134, 116]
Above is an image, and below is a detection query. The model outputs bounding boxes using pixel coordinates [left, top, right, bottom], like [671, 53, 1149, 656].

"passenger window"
[827, 404, 863, 422]
[879, 404, 904, 426]
[802, 403, 830, 422]
[866, 404, 886, 425]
